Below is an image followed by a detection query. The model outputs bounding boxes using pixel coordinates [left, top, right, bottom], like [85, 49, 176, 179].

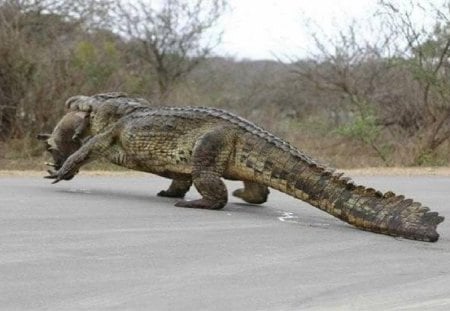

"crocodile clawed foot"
[174, 199, 225, 210]
[232, 188, 268, 204]
[44, 171, 63, 184]
[44, 169, 77, 183]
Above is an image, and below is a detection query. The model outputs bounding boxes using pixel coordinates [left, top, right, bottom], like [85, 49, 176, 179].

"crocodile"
[38, 92, 444, 242]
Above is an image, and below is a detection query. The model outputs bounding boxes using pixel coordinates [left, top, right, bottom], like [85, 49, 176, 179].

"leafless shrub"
[112, 0, 228, 101]
[291, 0, 450, 165]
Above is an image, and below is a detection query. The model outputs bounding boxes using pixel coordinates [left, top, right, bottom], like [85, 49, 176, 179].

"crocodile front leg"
[46, 128, 117, 183]
[158, 179, 192, 198]
[175, 126, 236, 210]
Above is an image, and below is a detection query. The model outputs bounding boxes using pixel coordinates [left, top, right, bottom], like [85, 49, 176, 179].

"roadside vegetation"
[1, 0, 450, 169]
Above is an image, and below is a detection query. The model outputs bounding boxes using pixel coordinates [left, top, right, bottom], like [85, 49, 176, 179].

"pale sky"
[133, 0, 447, 61]
[218, 0, 379, 60]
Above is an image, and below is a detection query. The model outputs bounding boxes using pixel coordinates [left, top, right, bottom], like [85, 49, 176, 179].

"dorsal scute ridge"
[130, 105, 338, 170]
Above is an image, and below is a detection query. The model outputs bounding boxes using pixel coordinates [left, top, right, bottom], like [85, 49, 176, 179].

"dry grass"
[0, 156, 127, 171]
[1, 166, 450, 177]
[0, 170, 149, 177]
[343, 167, 450, 176]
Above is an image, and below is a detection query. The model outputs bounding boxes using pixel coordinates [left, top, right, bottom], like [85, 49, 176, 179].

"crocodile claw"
[44, 173, 62, 184]
[44, 168, 76, 183]
[44, 169, 61, 184]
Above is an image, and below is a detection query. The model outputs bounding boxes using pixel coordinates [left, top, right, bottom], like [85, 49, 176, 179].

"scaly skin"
[40, 93, 444, 242]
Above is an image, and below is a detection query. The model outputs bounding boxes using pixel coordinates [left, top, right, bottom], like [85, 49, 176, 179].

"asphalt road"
[0, 174, 449, 310]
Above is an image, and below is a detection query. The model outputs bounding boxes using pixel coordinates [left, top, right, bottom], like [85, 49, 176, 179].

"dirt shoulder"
[341, 167, 450, 176]
[1, 167, 450, 177]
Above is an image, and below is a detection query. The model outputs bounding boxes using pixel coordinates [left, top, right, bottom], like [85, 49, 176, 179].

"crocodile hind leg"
[158, 179, 192, 198]
[233, 181, 270, 204]
[175, 127, 235, 210]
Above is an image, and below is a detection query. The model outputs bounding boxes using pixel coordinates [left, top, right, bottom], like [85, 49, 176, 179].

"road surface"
[0, 174, 449, 310]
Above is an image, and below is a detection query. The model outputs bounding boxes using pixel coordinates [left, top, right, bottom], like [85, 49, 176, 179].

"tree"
[291, 21, 395, 163]
[113, 0, 228, 101]
[0, 1, 36, 140]
[293, 0, 450, 165]
[378, 0, 450, 163]
[0, 0, 115, 140]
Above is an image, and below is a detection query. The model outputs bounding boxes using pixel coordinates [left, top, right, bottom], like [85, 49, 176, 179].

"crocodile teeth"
[45, 162, 57, 167]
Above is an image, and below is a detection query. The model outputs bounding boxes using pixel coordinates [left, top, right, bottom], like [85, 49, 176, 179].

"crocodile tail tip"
[417, 212, 445, 242]
[387, 207, 445, 242]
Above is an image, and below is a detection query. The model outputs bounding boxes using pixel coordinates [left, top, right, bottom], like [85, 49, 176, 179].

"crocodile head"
[37, 111, 90, 172]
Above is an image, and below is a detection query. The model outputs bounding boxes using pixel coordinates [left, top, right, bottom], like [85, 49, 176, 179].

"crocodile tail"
[273, 162, 444, 242]
[316, 167, 443, 242]
[237, 134, 445, 242]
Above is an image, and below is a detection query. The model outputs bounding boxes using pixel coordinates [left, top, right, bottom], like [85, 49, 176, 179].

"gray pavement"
[0, 174, 449, 310]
